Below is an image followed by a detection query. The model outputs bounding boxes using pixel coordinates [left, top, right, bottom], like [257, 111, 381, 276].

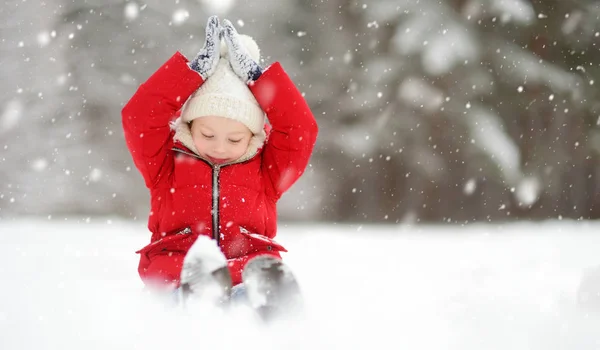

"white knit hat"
[181, 35, 265, 135]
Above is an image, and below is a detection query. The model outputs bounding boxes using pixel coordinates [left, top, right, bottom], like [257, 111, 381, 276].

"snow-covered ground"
[1, 218, 599, 349]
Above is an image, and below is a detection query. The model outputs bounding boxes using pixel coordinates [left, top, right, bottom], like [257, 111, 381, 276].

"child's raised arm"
[251, 63, 319, 200]
[122, 16, 221, 188]
[221, 19, 319, 200]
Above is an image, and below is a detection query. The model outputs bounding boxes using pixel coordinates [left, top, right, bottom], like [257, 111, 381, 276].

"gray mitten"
[188, 15, 222, 80]
[221, 19, 263, 83]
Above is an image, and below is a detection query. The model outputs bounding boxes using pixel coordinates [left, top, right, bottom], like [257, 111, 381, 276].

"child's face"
[190, 116, 253, 165]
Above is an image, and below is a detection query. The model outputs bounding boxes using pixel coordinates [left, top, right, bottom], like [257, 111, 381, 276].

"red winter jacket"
[122, 52, 318, 289]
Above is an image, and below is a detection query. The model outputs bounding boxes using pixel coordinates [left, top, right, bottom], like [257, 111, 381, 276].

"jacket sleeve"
[250, 62, 319, 200]
[122, 52, 204, 188]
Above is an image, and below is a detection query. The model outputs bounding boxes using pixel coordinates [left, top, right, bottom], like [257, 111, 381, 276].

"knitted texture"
[182, 34, 265, 134]
[188, 16, 222, 80]
[221, 19, 263, 83]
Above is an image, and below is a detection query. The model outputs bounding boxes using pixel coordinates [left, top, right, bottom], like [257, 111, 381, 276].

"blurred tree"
[305, 0, 600, 223]
[1, 0, 599, 224]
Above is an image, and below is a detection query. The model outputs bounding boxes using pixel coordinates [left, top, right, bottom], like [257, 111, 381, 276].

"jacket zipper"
[172, 147, 255, 247]
[212, 165, 221, 244]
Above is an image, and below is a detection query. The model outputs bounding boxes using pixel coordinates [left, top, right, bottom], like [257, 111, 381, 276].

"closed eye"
[202, 133, 214, 139]
[229, 139, 242, 143]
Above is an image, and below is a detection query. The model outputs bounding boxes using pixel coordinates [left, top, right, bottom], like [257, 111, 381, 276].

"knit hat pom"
[219, 34, 260, 62]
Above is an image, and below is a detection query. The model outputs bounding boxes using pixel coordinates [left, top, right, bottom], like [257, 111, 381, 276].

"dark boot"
[242, 256, 303, 322]
[179, 236, 232, 308]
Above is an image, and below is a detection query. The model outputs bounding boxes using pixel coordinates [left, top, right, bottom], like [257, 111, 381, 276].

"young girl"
[122, 16, 318, 314]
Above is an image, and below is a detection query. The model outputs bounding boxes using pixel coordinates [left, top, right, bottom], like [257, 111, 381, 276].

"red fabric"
[122, 52, 318, 289]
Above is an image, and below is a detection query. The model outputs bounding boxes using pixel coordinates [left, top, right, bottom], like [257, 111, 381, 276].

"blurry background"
[1, 0, 600, 224]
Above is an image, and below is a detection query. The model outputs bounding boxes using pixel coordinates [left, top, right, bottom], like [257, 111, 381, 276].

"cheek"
[232, 143, 248, 155]
[193, 137, 208, 151]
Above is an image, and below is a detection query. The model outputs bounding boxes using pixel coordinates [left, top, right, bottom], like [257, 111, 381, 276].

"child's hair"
[180, 35, 265, 134]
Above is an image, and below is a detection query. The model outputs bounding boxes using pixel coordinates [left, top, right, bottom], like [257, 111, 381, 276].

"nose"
[213, 140, 226, 154]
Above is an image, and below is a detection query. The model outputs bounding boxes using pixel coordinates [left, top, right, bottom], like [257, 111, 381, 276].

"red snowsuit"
[122, 52, 318, 289]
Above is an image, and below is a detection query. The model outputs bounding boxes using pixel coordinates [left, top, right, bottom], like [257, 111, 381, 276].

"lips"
[208, 156, 229, 164]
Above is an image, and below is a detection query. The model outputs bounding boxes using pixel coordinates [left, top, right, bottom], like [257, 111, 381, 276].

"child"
[122, 16, 318, 312]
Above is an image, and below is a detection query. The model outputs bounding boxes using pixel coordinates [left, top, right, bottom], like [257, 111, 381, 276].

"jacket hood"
[171, 117, 267, 163]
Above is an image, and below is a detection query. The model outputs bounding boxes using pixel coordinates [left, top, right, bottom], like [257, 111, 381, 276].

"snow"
[467, 106, 521, 184]
[180, 235, 229, 305]
[1, 218, 599, 349]
[88, 168, 102, 182]
[36, 31, 51, 47]
[124, 3, 139, 21]
[398, 78, 444, 113]
[466, 107, 544, 206]
[490, 0, 535, 25]
[334, 128, 378, 157]
[392, 13, 478, 76]
[171, 9, 190, 26]
[183, 235, 227, 276]
[515, 176, 541, 207]
[31, 158, 49, 172]
[562, 11, 583, 35]
[463, 178, 477, 195]
[492, 42, 582, 99]
[0, 99, 22, 133]
[200, 0, 235, 15]
[421, 26, 479, 76]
